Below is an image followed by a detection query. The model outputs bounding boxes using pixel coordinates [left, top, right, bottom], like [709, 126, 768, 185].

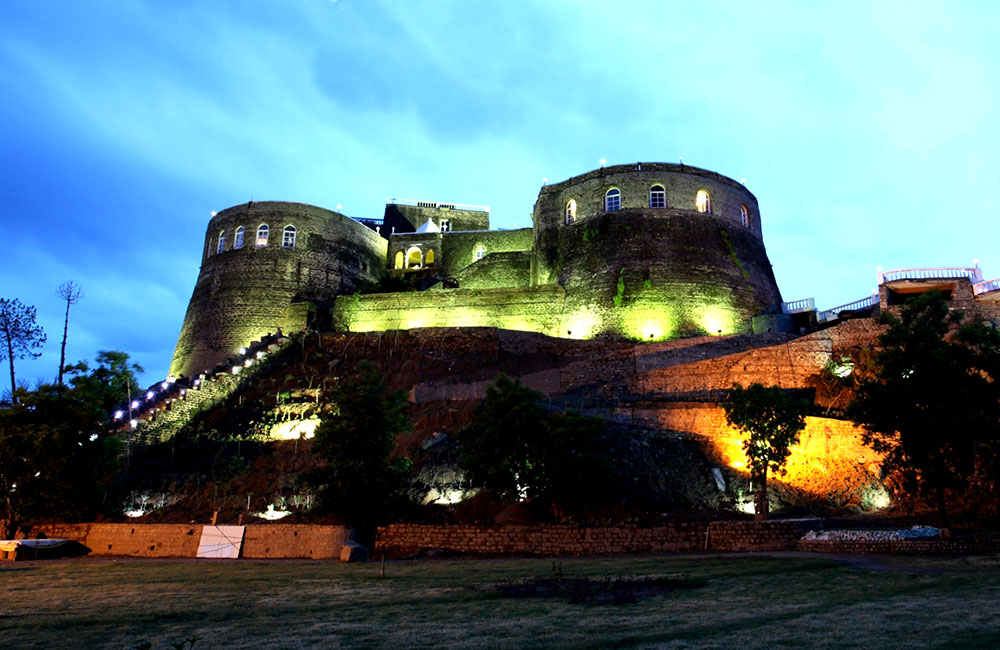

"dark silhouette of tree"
[55, 281, 84, 387]
[0, 376, 120, 535]
[0, 298, 47, 405]
[721, 383, 808, 521]
[69, 350, 144, 419]
[307, 363, 410, 540]
[457, 374, 611, 516]
[848, 291, 1000, 526]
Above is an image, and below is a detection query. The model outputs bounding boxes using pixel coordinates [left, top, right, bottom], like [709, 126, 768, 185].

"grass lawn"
[2, 554, 999, 649]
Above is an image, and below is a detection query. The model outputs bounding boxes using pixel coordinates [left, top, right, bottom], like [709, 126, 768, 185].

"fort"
[169, 163, 781, 378]
[119, 161, 1000, 516]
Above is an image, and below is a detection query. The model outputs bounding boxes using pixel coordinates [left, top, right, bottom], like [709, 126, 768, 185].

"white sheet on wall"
[196, 525, 245, 558]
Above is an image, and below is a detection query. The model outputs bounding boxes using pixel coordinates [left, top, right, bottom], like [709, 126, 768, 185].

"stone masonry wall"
[35, 523, 351, 559]
[376, 523, 708, 556]
[332, 285, 567, 335]
[170, 201, 387, 378]
[376, 520, 820, 556]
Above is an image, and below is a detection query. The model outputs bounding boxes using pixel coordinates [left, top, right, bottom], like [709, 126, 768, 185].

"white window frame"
[475, 246, 486, 261]
[740, 205, 750, 228]
[605, 188, 621, 212]
[256, 224, 269, 247]
[216, 231, 226, 254]
[649, 185, 666, 209]
[233, 226, 245, 250]
[695, 190, 711, 214]
[565, 199, 577, 224]
[282, 225, 296, 248]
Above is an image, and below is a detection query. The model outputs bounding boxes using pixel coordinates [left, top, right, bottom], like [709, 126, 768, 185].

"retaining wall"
[375, 520, 821, 556]
[34, 523, 351, 559]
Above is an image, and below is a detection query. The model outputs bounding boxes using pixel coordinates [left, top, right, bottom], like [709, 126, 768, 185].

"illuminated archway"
[406, 247, 423, 268]
[425, 249, 435, 265]
[394, 251, 404, 269]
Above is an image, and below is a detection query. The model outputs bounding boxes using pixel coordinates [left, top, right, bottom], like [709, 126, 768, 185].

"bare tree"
[0, 298, 47, 404]
[55, 281, 84, 386]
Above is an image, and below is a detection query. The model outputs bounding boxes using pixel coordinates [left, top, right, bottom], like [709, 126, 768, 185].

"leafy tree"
[457, 374, 611, 516]
[0, 298, 47, 404]
[847, 291, 1000, 526]
[69, 350, 144, 418]
[308, 363, 410, 537]
[0, 381, 120, 534]
[55, 280, 84, 387]
[721, 383, 808, 520]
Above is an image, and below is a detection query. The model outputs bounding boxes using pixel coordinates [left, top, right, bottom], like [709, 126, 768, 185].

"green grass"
[2, 554, 999, 649]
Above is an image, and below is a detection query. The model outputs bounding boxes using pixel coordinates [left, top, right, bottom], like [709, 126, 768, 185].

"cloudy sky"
[3, 0, 999, 390]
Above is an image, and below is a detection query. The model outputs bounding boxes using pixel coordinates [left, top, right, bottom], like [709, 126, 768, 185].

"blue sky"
[3, 0, 1000, 390]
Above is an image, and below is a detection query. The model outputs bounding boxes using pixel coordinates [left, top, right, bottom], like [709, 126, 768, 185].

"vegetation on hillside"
[848, 290, 1000, 526]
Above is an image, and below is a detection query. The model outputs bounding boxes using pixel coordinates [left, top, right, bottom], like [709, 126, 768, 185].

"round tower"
[169, 201, 387, 378]
[531, 163, 781, 340]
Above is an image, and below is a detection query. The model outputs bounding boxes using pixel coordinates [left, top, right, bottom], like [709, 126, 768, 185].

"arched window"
[425, 249, 435, 265]
[565, 199, 577, 224]
[406, 246, 423, 268]
[475, 246, 486, 261]
[605, 188, 621, 212]
[740, 204, 749, 228]
[649, 185, 666, 209]
[282, 225, 296, 248]
[256, 224, 269, 247]
[216, 231, 226, 254]
[695, 190, 711, 214]
[233, 226, 245, 250]
[394, 251, 404, 269]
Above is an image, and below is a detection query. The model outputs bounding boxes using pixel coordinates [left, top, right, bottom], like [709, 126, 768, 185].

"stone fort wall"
[169, 201, 386, 378]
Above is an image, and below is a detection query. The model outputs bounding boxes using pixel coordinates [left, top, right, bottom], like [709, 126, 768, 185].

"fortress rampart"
[169, 201, 386, 378]
[169, 163, 780, 379]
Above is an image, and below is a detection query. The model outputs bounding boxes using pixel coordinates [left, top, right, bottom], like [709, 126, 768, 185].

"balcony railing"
[879, 267, 983, 284]
[781, 297, 815, 314]
[818, 295, 879, 323]
[352, 217, 384, 227]
[973, 278, 1000, 296]
[387, 198, 490, 212]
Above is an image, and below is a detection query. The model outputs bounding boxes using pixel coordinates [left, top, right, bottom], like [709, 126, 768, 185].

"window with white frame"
[282, 225, 296, 248]
[440, 219, 451, 232]
[649, 185, 666, 209]
[475, 246, 486, 261]
[565, 199, 577, 224]
[605, 188, 621, 212]
[234, 226, 245, 250]
[256, 224, 269, 247]
[695, 190, 711, 214]
[216, 231, 226, 254]
[740, 204, 749, 227]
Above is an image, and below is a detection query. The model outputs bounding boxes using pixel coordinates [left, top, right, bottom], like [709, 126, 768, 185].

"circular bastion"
[168, 201, 387, 378]
[531, 163, 781, 340]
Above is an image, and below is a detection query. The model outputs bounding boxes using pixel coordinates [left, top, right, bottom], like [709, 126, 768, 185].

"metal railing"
[387, 198, 490, 212]
[818, 295, 879, 323]
[781, 297, 815, 314]
[352, 217, 384, 227]
[879, 267, 983, 284]
[973, 278, 1000, 296]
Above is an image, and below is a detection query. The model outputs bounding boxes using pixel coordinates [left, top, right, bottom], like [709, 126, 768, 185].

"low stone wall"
[376, 523, 709, 556]
[707, 520, 821, 552]
[33, 523, 351, 559]
[243, 525, 350, 559]
[798, 538, 1000, 555]
[36, 523, 202, 558]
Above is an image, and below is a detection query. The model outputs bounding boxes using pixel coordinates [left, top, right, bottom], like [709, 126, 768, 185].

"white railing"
[879, 267, 982, 284]
[781, 297, 815, 314]
[974, 278, 1000, 296]
[387, 198, 490, 212]
[818, 295, 879, 323]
